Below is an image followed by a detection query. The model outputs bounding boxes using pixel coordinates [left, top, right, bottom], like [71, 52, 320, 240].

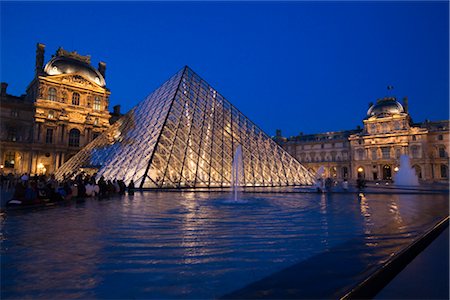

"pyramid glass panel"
[55, 66, 315, 188]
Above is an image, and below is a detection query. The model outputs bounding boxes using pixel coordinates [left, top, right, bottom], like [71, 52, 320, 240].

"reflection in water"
[1, 192, 448, 299]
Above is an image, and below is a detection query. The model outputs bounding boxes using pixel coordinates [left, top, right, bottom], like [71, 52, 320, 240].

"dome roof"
[367, 97, 404, 118]
[44, 56, 106, 87]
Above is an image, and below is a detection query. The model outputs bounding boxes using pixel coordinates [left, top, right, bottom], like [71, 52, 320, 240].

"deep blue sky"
[1, 1, 448, 136]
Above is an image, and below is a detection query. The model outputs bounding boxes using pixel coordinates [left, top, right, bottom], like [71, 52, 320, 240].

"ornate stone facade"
[275, 96, 449, 183]
[0, 43, 112, 175]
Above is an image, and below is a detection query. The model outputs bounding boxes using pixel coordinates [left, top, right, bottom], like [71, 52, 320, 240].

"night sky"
[1, 1, 448, 137]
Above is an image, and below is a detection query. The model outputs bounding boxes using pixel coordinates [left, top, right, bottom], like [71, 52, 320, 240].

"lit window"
[11, 110, 19, 117]
[72, 92, 80, 105]
[4, 152, 15, 168]
[46, 128, 53, 144]
[48, 110, 55, 119]
[94, 118, 99, 126]
[93, 96, 101, 111]
[48, 87, 57, 101]
[69, 128, 80, 147]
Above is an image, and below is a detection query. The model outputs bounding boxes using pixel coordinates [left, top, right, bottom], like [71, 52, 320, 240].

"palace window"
[92, 132, 100, 140]
[412, 135, 417, 141]
[440, 164, 448, 179]
[371, 148, 377, 160]
[357, 149, 365, 160]
[411, 146, 420, 158]
[46, 128, 53, 144]
[7, 128, 17, 142]
[413, 165, 422, 179]
[381, 147, 390, 159]
[48, 87, 57, 101]
[4, 152, 15, 168]
[93, 96, 101, 111]
[439, 147, 446, 158]
[68, 128, 80, 147]
[48, 110, 55, 119]
[396, 148, 401, 158]
[94, 118, 99, 126]
[72, 92, 80, 105]
[438, 134, 443, 141]
[10, 110, 19, 117]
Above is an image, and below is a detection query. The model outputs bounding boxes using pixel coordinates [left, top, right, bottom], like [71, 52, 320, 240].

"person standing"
[128, 180, 135, 196]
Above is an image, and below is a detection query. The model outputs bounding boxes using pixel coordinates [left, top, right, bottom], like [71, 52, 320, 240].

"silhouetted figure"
[118, 180, 126, 195]
[128, 180, 135, 195]
[98, 176, 107, 198]
[342, 179, 349, 191]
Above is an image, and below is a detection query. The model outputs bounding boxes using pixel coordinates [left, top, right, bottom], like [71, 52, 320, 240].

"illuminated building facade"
[55, 66, 315, 188]
[0, 43, 112, 175]
[275, 97, 449, 182]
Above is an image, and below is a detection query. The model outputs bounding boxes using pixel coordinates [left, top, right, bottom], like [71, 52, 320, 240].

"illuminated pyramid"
[55, 67, 315, 188]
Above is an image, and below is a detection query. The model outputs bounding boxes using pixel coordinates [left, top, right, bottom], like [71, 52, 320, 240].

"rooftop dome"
[367, 97, 404, 118]
[44, 56, 106, 87]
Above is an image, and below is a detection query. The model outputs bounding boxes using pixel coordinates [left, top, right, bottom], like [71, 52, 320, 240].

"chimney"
[98, 61, 106, 79]
[113, 105, 121, 115]
[35, 43, 45, 75]
[1, 82, 8, 96]
[403, 96, 408, 113]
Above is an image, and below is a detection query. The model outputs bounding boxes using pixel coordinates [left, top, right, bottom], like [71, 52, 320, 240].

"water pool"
[1, 192, 448, 299]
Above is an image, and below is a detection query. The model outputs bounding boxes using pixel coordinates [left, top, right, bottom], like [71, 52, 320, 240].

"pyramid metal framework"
[55, 67, 315, 188]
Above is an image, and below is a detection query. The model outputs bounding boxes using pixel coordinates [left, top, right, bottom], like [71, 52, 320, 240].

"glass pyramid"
[55, 67, 315, 188]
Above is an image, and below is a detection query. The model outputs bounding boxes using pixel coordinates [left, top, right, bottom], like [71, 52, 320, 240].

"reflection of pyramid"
[55, 67, 314, 188]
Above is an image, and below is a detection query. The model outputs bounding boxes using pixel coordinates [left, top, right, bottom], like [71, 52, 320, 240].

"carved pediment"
[43, 74, 104, 91]
[61, 75, 95, 88]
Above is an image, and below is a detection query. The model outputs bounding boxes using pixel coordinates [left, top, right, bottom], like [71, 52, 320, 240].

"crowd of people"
[1, 172, 135, 206]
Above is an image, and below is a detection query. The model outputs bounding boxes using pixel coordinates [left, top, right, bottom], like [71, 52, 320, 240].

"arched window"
[93, 96, 101, 111]
[440, 164, 448, 179]
[68, 129, 80, 147]
[48, 87, 57, 101]
[72, 92, 80, 105]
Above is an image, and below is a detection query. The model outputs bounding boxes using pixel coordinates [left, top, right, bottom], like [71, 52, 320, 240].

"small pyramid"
[55, 67, 314, 188]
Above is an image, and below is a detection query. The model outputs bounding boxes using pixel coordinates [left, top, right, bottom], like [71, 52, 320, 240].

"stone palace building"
[274, 96, 449, 183]
[0, 43, 122, 175]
